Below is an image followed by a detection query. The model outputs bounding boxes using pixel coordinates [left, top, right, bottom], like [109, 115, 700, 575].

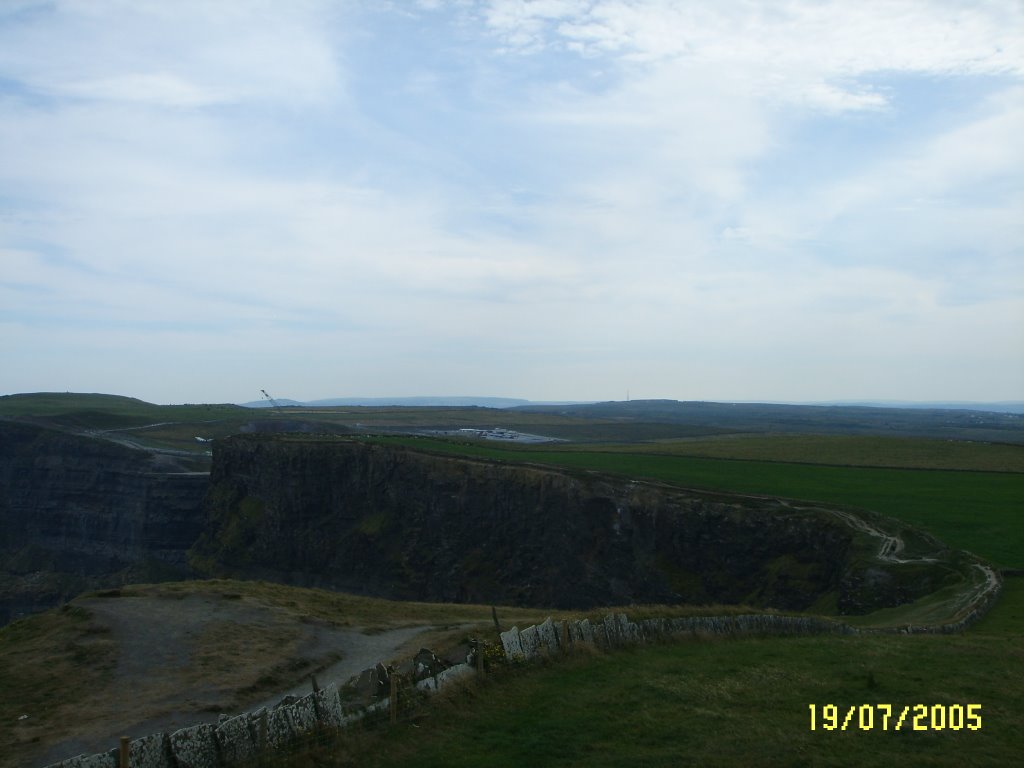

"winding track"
[814, 503, 1000, 626]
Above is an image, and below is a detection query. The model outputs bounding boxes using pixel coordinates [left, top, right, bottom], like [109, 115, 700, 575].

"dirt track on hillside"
[30, 592, 439, 767]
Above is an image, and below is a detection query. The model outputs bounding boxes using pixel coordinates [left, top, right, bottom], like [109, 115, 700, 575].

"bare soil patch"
[22, 591, 442, 767]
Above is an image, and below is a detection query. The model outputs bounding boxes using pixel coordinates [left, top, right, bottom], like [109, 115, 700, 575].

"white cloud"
[480, 0, 1024, 111]
[0, 1, 1021, 402]
[0, 0, 345, 108]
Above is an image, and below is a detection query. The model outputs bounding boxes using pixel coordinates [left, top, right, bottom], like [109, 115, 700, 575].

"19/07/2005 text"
[808, 704, 982, 731]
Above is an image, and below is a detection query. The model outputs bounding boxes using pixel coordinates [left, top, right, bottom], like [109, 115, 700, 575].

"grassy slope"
[0, 605, 116, 763]
[273, 579, 1024, 768]
[0, 580, 778, 767]
[0, 581, 552, 766]
[595, 434, 1024, 473]
[368, 633, 1023, 767]
[6, 581, 1020, 768]
[371, 437, 1024, 569]
[0, 392, 244, 419]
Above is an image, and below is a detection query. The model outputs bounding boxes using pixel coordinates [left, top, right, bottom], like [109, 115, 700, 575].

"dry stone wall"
[500, 612, 857, 662]
[42, 590, 1002, 768]
[498, 586, 1005, 667]
[41, 664, 473, 768]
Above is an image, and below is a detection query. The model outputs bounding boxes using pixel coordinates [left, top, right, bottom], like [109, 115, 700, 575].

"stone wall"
[497, 576, 1004, 669]
[499, 612, 857, 662]
[41, 590, 1004, 768]
[42, 658, 476, 768]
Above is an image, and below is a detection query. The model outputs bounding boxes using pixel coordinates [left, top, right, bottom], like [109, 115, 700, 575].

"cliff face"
[0, 421, 208, 624]
[192, 436, 857, 610]
[3, 427, 957, 623]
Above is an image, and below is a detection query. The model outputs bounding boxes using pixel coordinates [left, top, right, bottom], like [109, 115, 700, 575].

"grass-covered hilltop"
[1, 392, 1022, 766]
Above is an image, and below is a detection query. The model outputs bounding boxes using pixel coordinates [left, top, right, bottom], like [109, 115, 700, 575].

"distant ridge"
[803, 400, 1024, 414]
[239, 396, 589, 409]
[236, 395, 1024, 416]
[512, 399, 1024, 443]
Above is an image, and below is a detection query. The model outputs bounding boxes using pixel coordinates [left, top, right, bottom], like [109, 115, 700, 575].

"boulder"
[169, 723, 219, 768]
[314, 683, 346, 728]
[537, 617, 559, 654]
[265, 706, 295, 749]
[289, 694, 319, 735]
[499, 626, 524, 660]
[413, 648, 448, 680]
[519, 624, 541, 659]
[215, 714, 257, 767]
[579, 618, 595, 645]
[128, 732, 174, 768]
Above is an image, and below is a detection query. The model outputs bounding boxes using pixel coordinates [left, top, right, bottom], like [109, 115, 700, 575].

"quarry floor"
[31, 592, 442, 767]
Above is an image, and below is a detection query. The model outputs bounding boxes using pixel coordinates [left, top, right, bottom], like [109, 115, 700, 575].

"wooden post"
[119, 736, 129, 768]
[389, 669, 398, 725]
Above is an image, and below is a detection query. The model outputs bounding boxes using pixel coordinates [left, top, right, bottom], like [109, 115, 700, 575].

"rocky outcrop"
[0, 421, 208, 624]
[192, 436, 871, 611]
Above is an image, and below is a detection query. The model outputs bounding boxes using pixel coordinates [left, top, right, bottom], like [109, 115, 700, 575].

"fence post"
[389, 668, 398, 725]
[118, 735, 129, 768]
[475, 639, 485, 675]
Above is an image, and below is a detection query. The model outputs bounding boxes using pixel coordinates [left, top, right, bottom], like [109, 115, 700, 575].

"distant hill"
[512, 399, 1024, 443]
[0, 392, 153, 414]
[805, 400, 1024, 414]
[240, 396, 583, 409]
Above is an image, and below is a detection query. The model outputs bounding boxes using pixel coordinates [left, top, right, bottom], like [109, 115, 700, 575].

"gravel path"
[33, 594, 437, 766]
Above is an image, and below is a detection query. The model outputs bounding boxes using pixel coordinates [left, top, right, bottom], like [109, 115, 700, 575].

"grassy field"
[368, 436, 1024, 569]
[592, 434, 1024, 473]
[4, 580, 1020, 768]
[0, 580, 553, 766]
[0, 604, 116, 765]
[268, 578, 1024, 768]
[0, 580, 784, 767]
[0, 392, 245, 423]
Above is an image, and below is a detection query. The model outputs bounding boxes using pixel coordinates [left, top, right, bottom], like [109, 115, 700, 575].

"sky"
[1, 0, 1022, 405]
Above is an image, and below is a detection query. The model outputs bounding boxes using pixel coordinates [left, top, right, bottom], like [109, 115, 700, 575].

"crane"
[260, 389, 284, 415]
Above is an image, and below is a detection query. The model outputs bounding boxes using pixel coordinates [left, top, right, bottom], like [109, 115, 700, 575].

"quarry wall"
[4, 426, 981, 626]
[0, 422, 208, 624]
[194, 436, 870, 611]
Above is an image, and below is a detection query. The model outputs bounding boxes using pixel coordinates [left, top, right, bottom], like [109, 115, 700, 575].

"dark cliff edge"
[0, 421, 208, 624]
[2, 426, 992, 628]
[189, 435, 964, 614]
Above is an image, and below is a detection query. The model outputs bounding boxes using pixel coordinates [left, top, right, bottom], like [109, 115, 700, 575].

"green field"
[0, 392, 246, 432]
[369, 436, 1024, 569]
[274, 578, 1024, 768]
[593, 434, 1024, 473]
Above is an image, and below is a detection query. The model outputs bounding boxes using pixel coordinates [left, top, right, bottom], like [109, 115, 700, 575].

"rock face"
[191, 436, 858, 610]
[0, 421, 208, 624]
[3, 427, 960, 622]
